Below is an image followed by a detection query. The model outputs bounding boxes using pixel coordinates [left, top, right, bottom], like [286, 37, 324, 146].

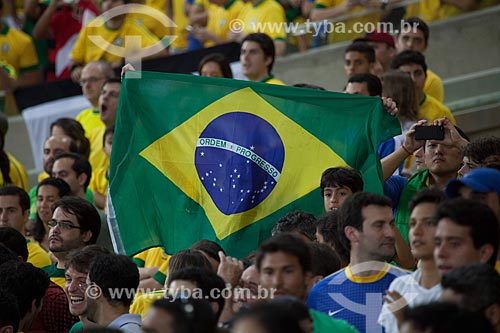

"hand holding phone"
[414, 125, 445, 141]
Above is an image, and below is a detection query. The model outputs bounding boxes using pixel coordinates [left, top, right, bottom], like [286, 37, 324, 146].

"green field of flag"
[108, 71, 400, 258]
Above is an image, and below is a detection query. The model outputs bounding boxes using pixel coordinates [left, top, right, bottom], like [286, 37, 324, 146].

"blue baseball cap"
[445, 168, 500, 198]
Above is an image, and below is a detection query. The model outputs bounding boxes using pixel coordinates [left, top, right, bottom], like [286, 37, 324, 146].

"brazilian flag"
[108, 71, 400, 258]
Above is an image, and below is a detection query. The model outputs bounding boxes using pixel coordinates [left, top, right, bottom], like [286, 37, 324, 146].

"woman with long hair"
[379, 70, 421, 177]
[50, 117, 91, 159]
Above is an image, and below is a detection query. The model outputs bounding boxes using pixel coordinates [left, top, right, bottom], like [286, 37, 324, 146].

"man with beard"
[42, 197, 101, 288]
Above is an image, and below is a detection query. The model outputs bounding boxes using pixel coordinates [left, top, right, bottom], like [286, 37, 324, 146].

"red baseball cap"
[355, 32, 395, 48]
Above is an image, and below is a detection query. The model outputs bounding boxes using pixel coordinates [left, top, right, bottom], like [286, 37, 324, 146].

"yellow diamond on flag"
[140, 87, 347, 240]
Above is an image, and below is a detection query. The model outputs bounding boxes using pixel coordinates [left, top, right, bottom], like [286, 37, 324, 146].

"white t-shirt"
[378, 268, 442, 333]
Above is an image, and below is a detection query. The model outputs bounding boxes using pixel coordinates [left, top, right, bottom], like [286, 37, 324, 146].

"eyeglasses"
[48, 219, 83, 230]
[79, 77, 105, 86]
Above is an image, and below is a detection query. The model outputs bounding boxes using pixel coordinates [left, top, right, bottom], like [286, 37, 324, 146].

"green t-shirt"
[69, 321, 83, 332]
[310, 309, 359, 333]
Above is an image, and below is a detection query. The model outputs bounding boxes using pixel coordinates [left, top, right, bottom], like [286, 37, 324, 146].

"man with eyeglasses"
[87, 77, 121, 173]
[76, 61, 115, 137]
[42, 196, 101, 289]
[0, 186, 51, 268]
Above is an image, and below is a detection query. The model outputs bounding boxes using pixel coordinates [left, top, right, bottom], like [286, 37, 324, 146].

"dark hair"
[483, 155, 500, 171]
[338, 192, 392, 253]
[380, 70, 419, 122]
[463, 136, 500, 165]
[53, 197, 101, 245]
[231, 301, 303, 333]
[256, 233, 311, 273]
[308, 242, 341, 277]
[347, 73, 382, 96]
[293, 83, 326, 90]
[391, 50, 428, 75]
[31, 177, 72, 243]
[103, 125, 115, 147]
[242, 33, 276, 73]
[89, 254, 139, 307]
[0, 261, 50, 319]
[320, 167, 364, 196]
[408, 187, 445, 213]
[345, 42, 376, 63]
[0, 288, 20, 333]
[436, 198, 499, 267]
[0, 113, 12, 184]
[53, 152, 92, 190]
[0, 243, 18, 264]
[189, 239, 225, 264]
[400, 17, 430, 44]
[441, 263, 500, 312]
[403, 302, 494, 333]
[0, 186, 30, 211]
[272, 210, 317, 241]
[0, 227, 29, 261]
[151, 298, 217, 333]
[64, 245, 111, 272]
[104, 77, 122, 86]
[50, 118, 91, 159]
[315, 211, 348, 264]
[198, 53, 233, 78]
[168, 267, 226, 320]
[166, 249, 211, 285]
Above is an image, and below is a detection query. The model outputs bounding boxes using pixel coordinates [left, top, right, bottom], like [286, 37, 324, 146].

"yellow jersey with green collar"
[424, 69, 444, 102]
[130, 289, 166, 318]
[76, 108, 103, 137]
[27, 239, 51, 269]
[88, 125, 109, 174]
[307, 262, 407, 333]
[133, 247, 170, 268]
[418, 93, 456, 124]
[205, 0, 247, 47]
[238, 0, 287, 41]
[70, 17, 161, 65]
[42, 263, 66, 289]
[261, 74, 286, 85]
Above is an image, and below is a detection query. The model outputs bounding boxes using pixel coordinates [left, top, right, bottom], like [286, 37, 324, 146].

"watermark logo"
[87, 4, 177, 77]
[86, 282, 102, 299]
[227, 19, 419, 38]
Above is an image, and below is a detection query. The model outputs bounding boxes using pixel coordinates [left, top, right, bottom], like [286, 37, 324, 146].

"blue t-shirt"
[307, 263, 407, 333]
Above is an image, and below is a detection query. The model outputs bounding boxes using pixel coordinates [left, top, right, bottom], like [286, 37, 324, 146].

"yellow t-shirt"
[238, 0, 287, 40]
[418, 93, 456, 124]
[314, 0, 380, 43]
[130, 290, 166, 318]
[261, 75, 286, 85]
[76, 108, 103, 137]
[42, 263, 66, 290]
[424, 69, 444, 103]
[205, 0, 247, 46]
[27, 239, 51, 269]
[70, 17, 162, 65]
[152, 0, 189, 50]
[133, 247, 170, 268]
[405, 0, 441, 23]
[0, 152, 29, 191]
[89, 166, 108, 195]
[0, 24, 39, 115]
[127, 5, 170, 39]
[88, 125, 109, 175]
